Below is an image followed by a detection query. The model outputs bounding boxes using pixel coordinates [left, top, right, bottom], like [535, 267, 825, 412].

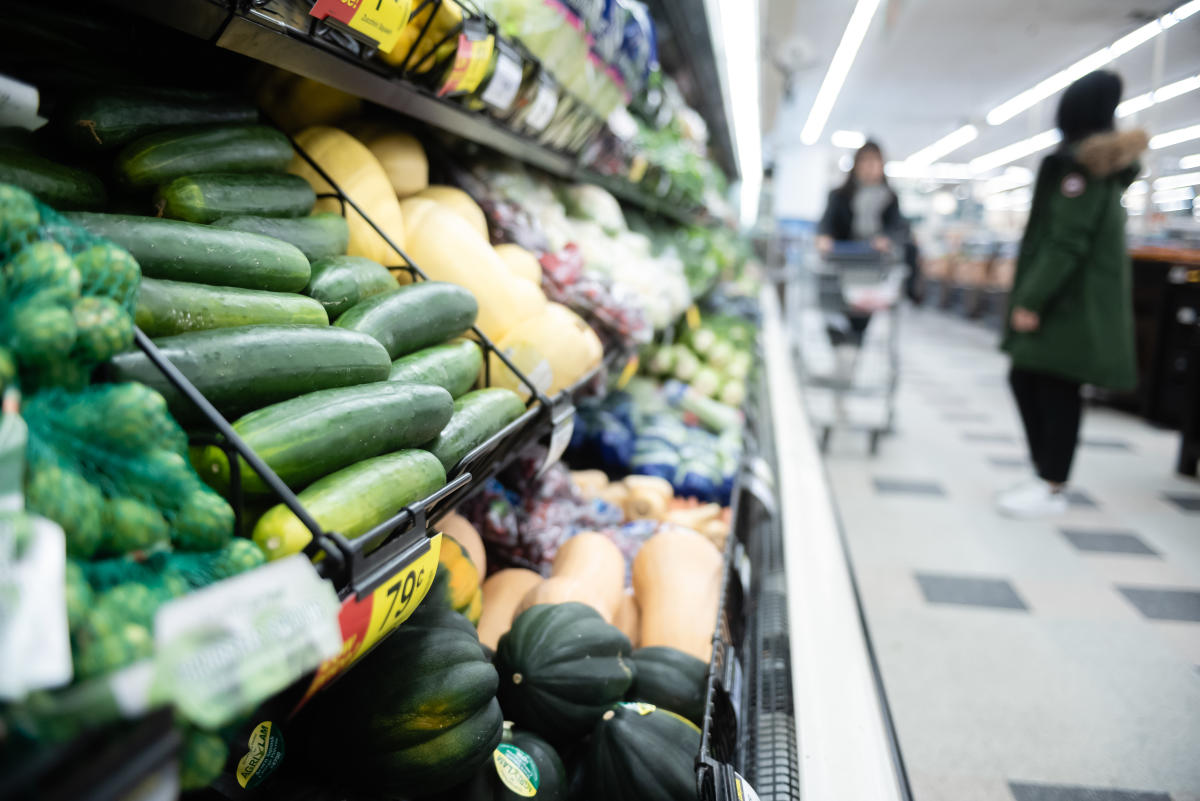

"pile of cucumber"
[4, 86, 532, 553]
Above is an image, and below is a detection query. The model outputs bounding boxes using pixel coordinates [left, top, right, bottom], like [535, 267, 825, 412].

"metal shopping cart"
[791, 242, 906, 455]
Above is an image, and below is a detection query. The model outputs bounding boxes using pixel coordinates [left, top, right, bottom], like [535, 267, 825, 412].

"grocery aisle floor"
[814, 308, 1200, 801]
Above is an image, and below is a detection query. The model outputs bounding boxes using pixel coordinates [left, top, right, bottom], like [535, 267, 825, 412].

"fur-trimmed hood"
[1074, 128, 1149, 177]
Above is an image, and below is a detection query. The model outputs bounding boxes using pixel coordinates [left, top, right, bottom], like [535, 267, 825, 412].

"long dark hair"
[837, 141, 889, 197]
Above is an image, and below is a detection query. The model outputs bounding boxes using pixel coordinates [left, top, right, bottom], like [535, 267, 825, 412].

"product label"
[615, 354, 639, 390]
[525, 78, 558, 132]
[438, 20, 495, 97]
[539, 400, 576, 475]
[309, 0, 412, 52]
[481, 42, 524, 111]
[154, 556, 341, 729]
[733, 772, 761, 801]
[493, 743, 540, 797]
[0, 75, 47, 130]
[295, 533, 442, 709]
[620, 701, 656, 716]
[236, 721, 286, 789]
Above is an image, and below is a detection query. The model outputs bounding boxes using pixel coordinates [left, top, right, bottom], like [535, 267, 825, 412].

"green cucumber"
[61, 88, 257, 150]
[0, 148, 106, 210]
[425, 388, 525, 472]
[388, 339, 482, 399]
[135, 277, 328, 337]
[251, 449, 446, 560]
[193, 382, 452, 494]
[158, 172, 315, 223]
[335, 282, 478, 359]
[212, 213, 349, 262]
[108, 325, 391, 426]
[65, 212, 310, 291]
[117, 125, 293, 188]
[304, 255, 399, 319]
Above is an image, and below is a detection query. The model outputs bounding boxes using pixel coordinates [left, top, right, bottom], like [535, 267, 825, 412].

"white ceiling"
[763, 0, 1200, 170]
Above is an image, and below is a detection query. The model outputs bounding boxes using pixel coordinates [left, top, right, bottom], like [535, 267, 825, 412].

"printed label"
[493, 743, 540, 797]
[309, 0, 412, 52]
[539, 401, 576, 475]
[236, 721, 286, 789]
[620, 701, 657, 715]
[525, 79, 558, 132]
[438, 22, 495, 97]
[0, 75, 47, 130]
[295, 534, 442, 709]
[733, 772, 761, 801]
[1061, 173, 1086, 198]
[481, 44, 524, 111]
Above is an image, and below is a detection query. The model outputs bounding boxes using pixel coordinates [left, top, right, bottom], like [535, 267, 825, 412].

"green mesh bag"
[0, 183, 140, 394]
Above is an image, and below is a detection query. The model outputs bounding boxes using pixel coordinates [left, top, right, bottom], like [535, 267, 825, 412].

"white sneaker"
[996, 480, 1069, 518]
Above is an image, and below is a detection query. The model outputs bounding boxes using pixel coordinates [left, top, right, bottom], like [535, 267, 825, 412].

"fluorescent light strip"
[1153, 187, 1195, 203]
[1180, 153, 1200, 169]
[1156, 200, 1193, 212]
[984, 166, 1034, 195]
[905, 125, 979, 166]
[884, 161, 973, 180]
[1126, 180, 1149, 196]
[985, 1, 1198, 127]
[706, 0, 763, 226]
[1154, 171, 1200, 190]
[800, 0, 883, 146]
[832, 130, 867, 149]
[1117, 73, 1200, 117]
[1150, 124, 1200, 150]
[970, 129, 1062, 173]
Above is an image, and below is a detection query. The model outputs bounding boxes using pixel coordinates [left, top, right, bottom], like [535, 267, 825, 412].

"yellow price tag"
[439, 24, 495, 97]
[309, 0, 413, 53]
[685, 305, 701, 329]
[616, 355, 639, 389]
[294, 533, 442, 709]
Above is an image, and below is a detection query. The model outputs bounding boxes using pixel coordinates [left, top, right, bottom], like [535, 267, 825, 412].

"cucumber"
[65, 212, 310, 291]
[117, 125, 293, 188]
[135, 277, 328, 337]
[305, 255, 399, 319]
[158, 172, 315, 223]
[425, 388, 526, 472]
[107, 325, 391, 427]
[212, 213, 349, 262]
[335, 282, 478, 359]
[61, 88, 258, 150]
[192, 382, 453, 495]
[251, 449, 446, 561]
[388, 339, 482, 399]
[0, 148, 106, 210]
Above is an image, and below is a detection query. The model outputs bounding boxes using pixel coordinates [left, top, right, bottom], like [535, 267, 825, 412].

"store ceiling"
[763, 0, 1200, 167]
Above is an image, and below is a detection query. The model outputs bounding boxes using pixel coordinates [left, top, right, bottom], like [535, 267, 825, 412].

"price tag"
[685, 304, 701, 329]
[294, 534, 442, 709]
[438, 20, 495, 97]
[525, 77, 558, 133]
[0, 76, 47, 131]
[154, 556, 341, 729]
[310, 0, 412, 53]
[539, 400, 576, 475]
[615, 355, 639, 389]
[733, 771, 761, 801]
[481, 41, 523, 112]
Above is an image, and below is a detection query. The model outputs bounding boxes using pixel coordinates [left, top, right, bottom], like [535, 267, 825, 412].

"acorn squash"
[627, 647, 708, 726]
[582, 703, 701, 801]
[495, 602, 635, 742]
[300, 612, 502, 795]
[429, 724, 567, 801]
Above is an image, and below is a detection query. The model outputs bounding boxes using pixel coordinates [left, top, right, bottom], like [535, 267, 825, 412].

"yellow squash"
[361, 131, 429, 198]
[416, 185, 488, 240]
[494, 243, 542, 284]
[487, 302, 603, 399]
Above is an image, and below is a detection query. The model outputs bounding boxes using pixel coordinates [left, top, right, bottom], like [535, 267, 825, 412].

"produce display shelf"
[101, 0, 703, 227]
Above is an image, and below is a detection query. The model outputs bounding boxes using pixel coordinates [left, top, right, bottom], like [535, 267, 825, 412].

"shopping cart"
[790, 242, 906, 455]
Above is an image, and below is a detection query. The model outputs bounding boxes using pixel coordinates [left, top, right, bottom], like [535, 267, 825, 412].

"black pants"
[1008, 367, 1083, 483]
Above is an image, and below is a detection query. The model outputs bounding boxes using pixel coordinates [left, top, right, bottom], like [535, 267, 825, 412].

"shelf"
[103, 0, 705, 226]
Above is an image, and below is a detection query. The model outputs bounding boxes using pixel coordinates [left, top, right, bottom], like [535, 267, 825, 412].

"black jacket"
[818, 187, 906, 242]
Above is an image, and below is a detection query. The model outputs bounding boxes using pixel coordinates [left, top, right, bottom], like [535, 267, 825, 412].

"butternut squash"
[288, 126, 405, 265]
[494, 243, 542, 285]
[436, 512, 486, 583]
[401, 204, 529, 340]
[361, 131, 429, 198]
[570, 469, 610, 500]
[478, 568, 542, 649]
[550, 532, 625, 621]
[515, 576, 614, 621]
[633, 528, 722, 662]
[623, 475, 674, 520]
[598, 482, 630, 514]
[416, 185, 487, 240]
[613, 592, 640, 647]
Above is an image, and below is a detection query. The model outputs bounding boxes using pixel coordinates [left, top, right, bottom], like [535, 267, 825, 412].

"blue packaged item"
[593, 0, 627, 62]
[674, 459, 719, 502]
[617, 0, 656, 94]
[631, 443, 679, 482]
[596, 410, 635, 470]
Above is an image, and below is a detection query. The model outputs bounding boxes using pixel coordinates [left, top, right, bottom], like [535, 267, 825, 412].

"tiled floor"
[809, 308, 1200, 801]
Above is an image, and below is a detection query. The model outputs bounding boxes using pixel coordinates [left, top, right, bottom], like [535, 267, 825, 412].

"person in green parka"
[997, 69, 1148, 518]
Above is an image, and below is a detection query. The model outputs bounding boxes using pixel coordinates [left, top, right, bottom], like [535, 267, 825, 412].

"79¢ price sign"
[294, 532, 443, 709]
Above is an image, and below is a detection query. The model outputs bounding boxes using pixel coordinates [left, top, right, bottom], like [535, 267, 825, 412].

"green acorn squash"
[300, 612, 503, 796]
[627, 646, 709, 725]
[584, 703, 701, 801]
[495, 602, 635, 742]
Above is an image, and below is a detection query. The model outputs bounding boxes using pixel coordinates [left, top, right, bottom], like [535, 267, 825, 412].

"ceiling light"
[800, 0, 883, 146]
[1155, 200, 1192, 212]
[1117, 74, 1200, 118]
[905, 125, 979, 166]
[984, 2, 1195, 127]
[838, 154, 854, 172]
[884, 161, 973, 180]
[984, 167, 1034, 195]
[970, 129, 1062, 173]
[1179, 153, 1200, 170]
[1153, 187, 1195, 204]
[705, 0, 762, 226]
[1153, 171, 1200, 190]
[1126, 180, 1149, 196]
[831, 130, 866, 149]
[1150, 125, 1200, 150]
